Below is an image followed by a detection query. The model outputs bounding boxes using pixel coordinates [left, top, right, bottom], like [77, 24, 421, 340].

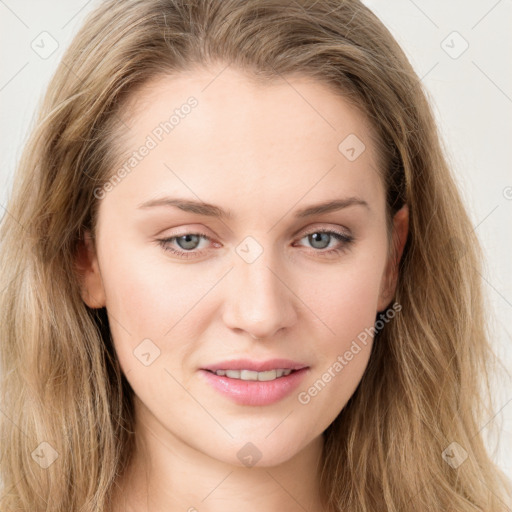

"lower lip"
[199, 368, 309, 406]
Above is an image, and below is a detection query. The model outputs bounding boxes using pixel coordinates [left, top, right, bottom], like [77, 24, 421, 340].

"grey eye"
[175, 234, 202, 250]
[307, 232, 332, 249]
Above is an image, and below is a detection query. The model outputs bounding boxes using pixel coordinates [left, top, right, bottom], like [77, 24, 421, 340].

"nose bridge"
[222, 240, 297, 338]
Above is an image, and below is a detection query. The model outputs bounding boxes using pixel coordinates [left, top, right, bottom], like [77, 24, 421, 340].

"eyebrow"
[137, 196, 370, 219]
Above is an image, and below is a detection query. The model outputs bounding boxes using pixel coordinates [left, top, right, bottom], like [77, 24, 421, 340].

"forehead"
[103, 66, 385, 220]
[119, 66, 380, 156]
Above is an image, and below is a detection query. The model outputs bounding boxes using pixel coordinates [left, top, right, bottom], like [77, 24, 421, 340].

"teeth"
[213, 369, 293, 381]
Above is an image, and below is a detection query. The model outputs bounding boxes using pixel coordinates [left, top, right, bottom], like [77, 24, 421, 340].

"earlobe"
[75, 230, 106, 309]
[377, 204, 409, 311]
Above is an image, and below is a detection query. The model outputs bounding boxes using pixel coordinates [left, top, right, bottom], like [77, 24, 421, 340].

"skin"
[76, 65, 408, 512]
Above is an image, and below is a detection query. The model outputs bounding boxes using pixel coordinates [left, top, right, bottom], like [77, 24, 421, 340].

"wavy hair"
[1, 0, 511, 510]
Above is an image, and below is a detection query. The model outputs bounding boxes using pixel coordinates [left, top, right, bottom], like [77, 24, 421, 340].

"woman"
[1, 0, 510, 510]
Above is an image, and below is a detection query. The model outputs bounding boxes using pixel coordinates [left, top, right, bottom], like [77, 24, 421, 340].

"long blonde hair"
[1, 0, 510, 510]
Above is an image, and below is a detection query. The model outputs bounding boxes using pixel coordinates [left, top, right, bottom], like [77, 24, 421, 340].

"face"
[77, 66, 408, 467]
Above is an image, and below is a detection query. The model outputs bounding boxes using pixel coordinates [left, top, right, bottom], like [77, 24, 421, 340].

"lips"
[199, 366, 310, 406]
[202, 358, 308, 372]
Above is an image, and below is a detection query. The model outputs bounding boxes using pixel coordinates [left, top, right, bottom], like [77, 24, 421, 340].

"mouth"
[204, 368, 300, 381]
[199, 366, 310, 406]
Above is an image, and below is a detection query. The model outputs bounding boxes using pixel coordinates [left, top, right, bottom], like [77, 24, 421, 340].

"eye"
[294, 228, 354, 257]
[157, 227, 354, 260]
[157, 231, 213, 260]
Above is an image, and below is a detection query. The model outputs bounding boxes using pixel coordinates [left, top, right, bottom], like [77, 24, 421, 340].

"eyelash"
[157, 228, 354, 260]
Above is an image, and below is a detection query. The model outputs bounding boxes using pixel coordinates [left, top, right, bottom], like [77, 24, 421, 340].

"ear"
[74, 230, 106, 309]
[377, 204, 409, 311]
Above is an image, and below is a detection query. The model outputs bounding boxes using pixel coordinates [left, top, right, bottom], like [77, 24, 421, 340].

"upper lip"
[202, 358, 309, 372]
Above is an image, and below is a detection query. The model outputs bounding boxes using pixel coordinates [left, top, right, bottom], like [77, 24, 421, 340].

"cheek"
[96, 240, 177, 362]
[100, 233, 204, 331]
[294, 250, 386, 412]
[98, 235, 228, 385]
[294, 296, 379, 427]
[306, 253, 386, 346]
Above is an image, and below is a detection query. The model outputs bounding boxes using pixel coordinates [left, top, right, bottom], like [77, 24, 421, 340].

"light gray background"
[1, 0, 511, 481]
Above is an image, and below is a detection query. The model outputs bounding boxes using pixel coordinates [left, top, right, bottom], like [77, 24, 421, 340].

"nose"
[221, 248, 298, 340]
